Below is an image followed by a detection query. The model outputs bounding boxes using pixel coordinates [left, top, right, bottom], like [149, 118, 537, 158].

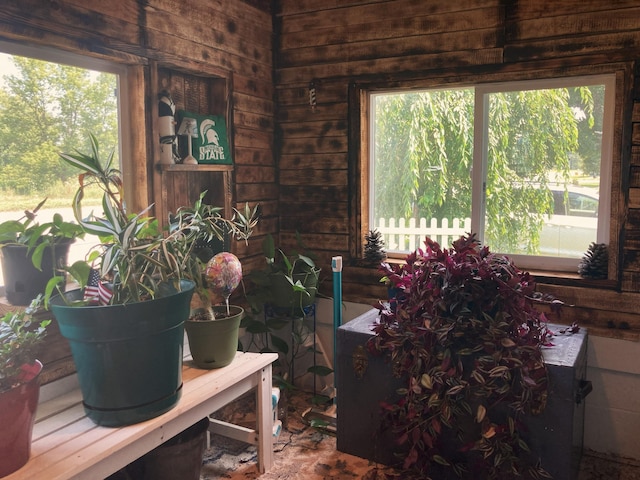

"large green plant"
[50, 134, 258, 310]
[369, 234, 565, 479]
[242, 233, 328, 390]
[245, 233, 320, 317]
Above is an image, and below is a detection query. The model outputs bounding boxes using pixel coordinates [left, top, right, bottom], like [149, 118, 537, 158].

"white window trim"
[368, 74, 616, 273]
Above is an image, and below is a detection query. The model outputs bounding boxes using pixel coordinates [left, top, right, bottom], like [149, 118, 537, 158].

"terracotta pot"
[0, 361, 43, 477]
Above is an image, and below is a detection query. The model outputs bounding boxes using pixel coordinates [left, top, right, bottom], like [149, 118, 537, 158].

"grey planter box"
[336, 308, 590, 479]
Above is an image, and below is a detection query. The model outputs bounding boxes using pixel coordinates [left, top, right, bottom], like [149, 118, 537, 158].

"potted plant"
[0, 199, 84, 306]
[0, 296, 50, 477]
[247, 233, 321, 318]
[368, 234, 563, 479]
[242, 233, 327, 392]
[185, 251, 246, 369]
[47, 134, 258, 427]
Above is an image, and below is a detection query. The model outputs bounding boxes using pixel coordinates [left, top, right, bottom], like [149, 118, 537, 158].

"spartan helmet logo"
[200, 119, 220, 146]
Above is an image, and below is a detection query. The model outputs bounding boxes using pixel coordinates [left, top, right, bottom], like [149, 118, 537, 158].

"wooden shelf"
[151, 64, 233, 227]
[156, 163, 233, 172]
[6, 352, 278, 479]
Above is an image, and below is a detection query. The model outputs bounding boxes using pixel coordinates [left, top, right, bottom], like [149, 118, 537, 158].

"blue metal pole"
[332, 256, 343, 395]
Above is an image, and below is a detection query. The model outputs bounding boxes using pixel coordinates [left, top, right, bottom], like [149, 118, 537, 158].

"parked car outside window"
[540, 185, 598, 258]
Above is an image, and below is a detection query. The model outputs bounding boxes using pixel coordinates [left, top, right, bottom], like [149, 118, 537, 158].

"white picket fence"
[376, 217, 471, 252]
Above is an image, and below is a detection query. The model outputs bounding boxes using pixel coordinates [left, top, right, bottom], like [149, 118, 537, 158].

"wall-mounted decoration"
[157, 91, 179, 164]
[177, 116, 198, 165]
[176, 110, 233, 165]
[309, 81, 317, 112]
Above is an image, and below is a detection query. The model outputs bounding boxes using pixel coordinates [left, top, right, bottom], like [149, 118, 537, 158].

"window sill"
[529, 270, 618, 290]
[380, 258, 617, 290]
[346, 261, 639, 341]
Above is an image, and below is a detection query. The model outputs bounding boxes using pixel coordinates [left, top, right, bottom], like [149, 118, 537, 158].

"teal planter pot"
[50, 280, 195, 427]
[185, 305, 243, 369]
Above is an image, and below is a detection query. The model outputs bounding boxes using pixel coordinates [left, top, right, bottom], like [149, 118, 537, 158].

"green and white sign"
[177, 110, 232, 165]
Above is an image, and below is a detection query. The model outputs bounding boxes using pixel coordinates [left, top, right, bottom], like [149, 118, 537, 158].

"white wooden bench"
[5, 351, 278, 480]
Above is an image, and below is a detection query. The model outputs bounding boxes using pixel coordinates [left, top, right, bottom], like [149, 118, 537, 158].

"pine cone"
[578, 242, 608, 279]
[364, 229, 386, 265]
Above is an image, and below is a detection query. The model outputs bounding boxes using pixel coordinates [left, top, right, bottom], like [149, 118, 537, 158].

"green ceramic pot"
[50, 280, 195, 427]
[185, 305, 243, 369]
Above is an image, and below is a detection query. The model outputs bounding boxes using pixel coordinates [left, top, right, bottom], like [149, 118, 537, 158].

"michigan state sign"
[177, 110, 233, 165]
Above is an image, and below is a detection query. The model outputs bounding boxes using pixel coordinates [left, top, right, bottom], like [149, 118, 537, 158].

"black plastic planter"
[0, 242, 71, 306]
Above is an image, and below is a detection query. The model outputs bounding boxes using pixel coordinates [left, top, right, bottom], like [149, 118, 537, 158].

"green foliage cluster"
[0, 296, 50, 393]
[242, 234, 328, 391]
[0, 197, 84, 269]
[373, 85, 602, 254]
[0, 55, 118, 195]
[52, 135, 259, 308]
[369, 234, 565, 479]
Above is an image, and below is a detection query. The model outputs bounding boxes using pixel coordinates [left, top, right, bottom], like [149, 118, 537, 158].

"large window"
[369, 75, 615, 272]
[0, 42, 126, 290]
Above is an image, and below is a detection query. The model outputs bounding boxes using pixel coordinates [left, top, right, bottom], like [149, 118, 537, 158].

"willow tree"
[373, 84, 597, 253]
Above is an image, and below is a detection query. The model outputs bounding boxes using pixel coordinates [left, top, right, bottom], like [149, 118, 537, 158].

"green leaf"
[44, 275, 66, 309]
[31, 242, 46, 270]
[307, 365, 333, 376]
[269, 334, 289, 354]
[262, 234, 275, 261]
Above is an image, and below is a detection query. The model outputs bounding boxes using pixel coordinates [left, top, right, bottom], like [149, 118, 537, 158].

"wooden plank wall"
[3, 0, 640, 340]
[0, 0, 276, 273]
[274, 0, 640, 338]
[0, 0, 276, 382]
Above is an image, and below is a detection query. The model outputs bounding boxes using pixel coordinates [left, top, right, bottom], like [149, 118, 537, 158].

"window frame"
[351, 66, 628, 280]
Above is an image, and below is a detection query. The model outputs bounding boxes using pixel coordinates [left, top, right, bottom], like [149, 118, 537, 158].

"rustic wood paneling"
[505, 7, 640, 42]
[275, 0, 640, 337]
[0, 0, 276, 382]
[3, 0, 640, 366]
[279, 153, 348, 170]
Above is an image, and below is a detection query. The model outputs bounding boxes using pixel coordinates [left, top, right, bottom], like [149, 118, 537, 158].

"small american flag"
[83, 268, 113, 306]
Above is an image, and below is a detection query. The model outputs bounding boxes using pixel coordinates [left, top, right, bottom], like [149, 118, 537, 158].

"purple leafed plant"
[368, 234, 563, 480]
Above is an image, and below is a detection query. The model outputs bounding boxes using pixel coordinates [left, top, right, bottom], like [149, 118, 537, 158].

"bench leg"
[257, 364, 274, 473]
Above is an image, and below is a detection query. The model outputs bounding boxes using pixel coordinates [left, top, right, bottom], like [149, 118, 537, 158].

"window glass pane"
[371, 88, 474, 252]
[369, 76, 611, 270]
[0, 52, 120, 289]
[484, 85, 605, 258]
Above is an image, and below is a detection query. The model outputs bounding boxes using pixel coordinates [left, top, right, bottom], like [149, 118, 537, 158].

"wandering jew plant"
[369, 234, 566, 479]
